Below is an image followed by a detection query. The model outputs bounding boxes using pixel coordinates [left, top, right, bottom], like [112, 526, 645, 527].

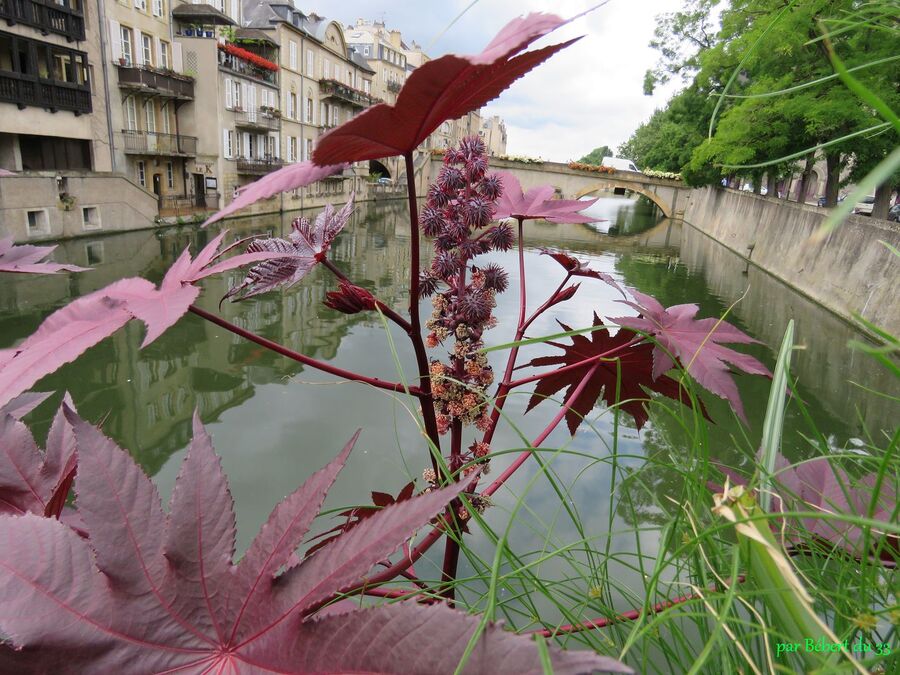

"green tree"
[577, 145, 613, 165]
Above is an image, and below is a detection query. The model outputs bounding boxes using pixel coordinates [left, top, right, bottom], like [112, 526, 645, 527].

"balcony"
[386, 80, 402, 94]
[116, 64, 194, 100]
[0, 0, 85, 41]
[0, 71, 90, 113]
[121, 130, 197, 156]
[319, 79, 377, 109]
[217, 47, 277, 86]
[234, 110, 280, 131]
[236, 158, 283, 175]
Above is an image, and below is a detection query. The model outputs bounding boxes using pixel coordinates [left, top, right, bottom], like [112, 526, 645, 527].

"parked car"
[600, 156, 641, 173]
[888, 203, 900, 222]
[853, 195, 876, 216]
[817, 195, 847, 207]
[376, 177, 394, 186]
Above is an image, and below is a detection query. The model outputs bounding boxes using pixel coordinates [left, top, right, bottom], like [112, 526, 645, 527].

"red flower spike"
[612, 289, 771, 422]
[0, 237, 88, 275]
[205, 161, 347, 225]
[525, 316, 705, 434]
[494, 172, 601, 224]
[324, 280, 377, 314]
[540, 248, 621, 290]
[313, 13, 585, 165]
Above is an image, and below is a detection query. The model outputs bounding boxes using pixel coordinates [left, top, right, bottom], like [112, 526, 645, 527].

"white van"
[600, 157, 641, 173]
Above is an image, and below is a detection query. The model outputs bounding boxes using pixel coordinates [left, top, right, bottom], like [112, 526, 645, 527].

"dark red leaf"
[0, 237, 88, 275]
[525, 316, 704, 434]
[1, 417, 614, 673]
[540, 248, 620, 290]
[612, 289, 771, 422]
[495, 172, 600, 224]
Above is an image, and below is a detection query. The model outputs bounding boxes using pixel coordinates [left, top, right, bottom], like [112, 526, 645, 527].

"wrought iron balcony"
[236, 158, 283, 174]
[0, 71, 90, 113]
[116, 64, 194, 100]
[233, 110, 280, 131]
[121, 130, 197, 156]
[0, 0, 85, 41]
[319, 79, 377, 109]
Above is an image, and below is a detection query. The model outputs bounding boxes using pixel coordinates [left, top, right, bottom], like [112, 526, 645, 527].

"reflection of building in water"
[0, 199, 420, 474]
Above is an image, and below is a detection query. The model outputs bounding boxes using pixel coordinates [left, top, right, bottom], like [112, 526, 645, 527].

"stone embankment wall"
[683, 187, 900, 336]
[1, 173, 157, 242]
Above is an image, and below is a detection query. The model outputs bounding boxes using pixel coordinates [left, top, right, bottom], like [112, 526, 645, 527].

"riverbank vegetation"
[618, 0, 899, 218]
[0, 7, 897, 674]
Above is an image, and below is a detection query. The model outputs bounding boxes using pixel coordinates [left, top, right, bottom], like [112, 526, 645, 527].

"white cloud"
[327, 0, 687, 160]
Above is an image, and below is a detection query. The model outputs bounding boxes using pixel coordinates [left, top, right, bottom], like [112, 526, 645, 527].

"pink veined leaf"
[223, 196, 355, 302]
[0, 403, 76, 518]
[246, 601, 632, 674]
[204, 161, 347, 224]
[0, 414, 627, 674]
[0, 391, 53, 420]
[712, 456, 898, 562]
[0, 237, 89, 275]
[313, 12, 585, 166]
[494, 172, 600, 224]
[611, 288, 771, 422]
[0, 232, 293, 408]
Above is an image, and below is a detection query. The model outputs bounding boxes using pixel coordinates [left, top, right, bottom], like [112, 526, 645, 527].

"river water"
[2, 195, 896, 626]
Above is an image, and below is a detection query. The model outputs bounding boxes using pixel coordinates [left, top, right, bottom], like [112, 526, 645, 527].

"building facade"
[480, 115, 507, 156]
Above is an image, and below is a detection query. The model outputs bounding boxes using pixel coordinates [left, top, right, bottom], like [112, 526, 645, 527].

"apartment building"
[0, 0, 110, 173]
[480, 115, 507, 156]
[242, 1, 377, 205]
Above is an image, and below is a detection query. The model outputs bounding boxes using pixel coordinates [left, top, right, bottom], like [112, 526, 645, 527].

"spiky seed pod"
[457, 238, 484, 260]
[443, 147, 465, 164]
[446, 217, 469, 241]
[465, 154, 488, 182]
[418, 271, 441, 298]
[460, 291, 492, 323]
[481, 263, 509, 293]
[420, 206, 446, 237]
[459, 135, 486, 158]
[434, 234, 457, 253]
[463, 198, 492, 229]
[432, 251, 458, 278]
[438, 166, 465, 192]
[427, 182, 450, 208]
[478, 173, 503, 201]
[484, 222, 515, 251]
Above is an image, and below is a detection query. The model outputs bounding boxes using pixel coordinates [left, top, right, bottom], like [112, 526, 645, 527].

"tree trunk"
[796, 155, 815, 203]
[766, 173, 778, 198]
[824, 152, 842, 207]
[872, 181, 892, 220]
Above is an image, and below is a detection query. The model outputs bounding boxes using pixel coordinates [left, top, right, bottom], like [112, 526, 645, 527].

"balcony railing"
[386, 80, 402, 94]
[319, 79, 377, 109]
[0, 71, 90, 113]
[236, 158, 283, 175]
[217, 50, 277, 86]
[116, 64, 194, 100]
[0, 0, 85, 41]
[233, 110, 280, 131]
[159, 192, 219, 216]
[121, 130, 197, 156]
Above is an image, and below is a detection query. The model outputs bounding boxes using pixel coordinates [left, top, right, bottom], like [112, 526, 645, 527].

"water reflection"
[1, 194, 896, 622]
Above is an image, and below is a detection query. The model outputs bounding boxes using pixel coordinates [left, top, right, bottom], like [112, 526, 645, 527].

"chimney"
[389, 30, 401, 48]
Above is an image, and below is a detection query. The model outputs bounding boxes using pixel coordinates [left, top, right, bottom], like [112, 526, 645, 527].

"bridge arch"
[576, 181, 673, 218]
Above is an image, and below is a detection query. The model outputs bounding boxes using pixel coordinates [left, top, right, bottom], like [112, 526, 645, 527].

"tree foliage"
[576, 145, 613, 165]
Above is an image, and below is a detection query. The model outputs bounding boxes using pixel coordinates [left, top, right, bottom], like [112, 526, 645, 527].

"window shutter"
[225, 78, 232, 108]
[109, 20, 122, 62]
[242, 132, 251, 159]
[154, 36, 161, 65]
[172, 42, 183, 73]
[223, 129, 230, 159]
[274, 134, 280, 159]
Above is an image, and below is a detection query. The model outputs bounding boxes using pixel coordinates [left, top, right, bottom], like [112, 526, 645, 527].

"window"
[134, 0, 146, 10]
[266, 135, 275, 158]
[363, 46, 369, 56]
[230, 0, 238, 21]
[160, 103, 171, 134]
[81, 206, 101, 231]
[232, 80, 242, 109]
[287, 136, 296, 162]
[287, 92, 296, 119]
[120, 26, 133, 66]
[152, 0, 163, 17]
[166, 162, 173, 188]
[305, 49, 313, 76]
[289, 41, 297, 70]
[224, 130, 234, 159]
[159, 41, 169, 69]
[137, 161, 146, 187]
[323, 58, 329, 79]
[319, 101, 325, 126]
[305, 139, 312, 162]
[145, 100, 156, 132]
[124, 97, 137, 130]
[85, 242, 104, 264]
[141, 33, 152, 66]
[304, 97, 312, 124]
[26, 209, 49, 235]
[363, 80, 370, 94]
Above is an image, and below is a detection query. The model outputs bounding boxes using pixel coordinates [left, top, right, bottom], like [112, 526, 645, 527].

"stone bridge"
[423, 156, 691, 218]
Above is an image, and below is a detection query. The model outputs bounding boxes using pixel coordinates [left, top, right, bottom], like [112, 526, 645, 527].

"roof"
[348, 48, 375, 74]
[234, 27, 279, 46]
[172, 3, 235, 26]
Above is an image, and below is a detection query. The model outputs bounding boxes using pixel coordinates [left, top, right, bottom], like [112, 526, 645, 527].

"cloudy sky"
[324, 0, 687, 161]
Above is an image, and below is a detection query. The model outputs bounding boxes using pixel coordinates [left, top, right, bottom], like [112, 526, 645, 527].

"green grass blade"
[758, 320, 794, 512]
